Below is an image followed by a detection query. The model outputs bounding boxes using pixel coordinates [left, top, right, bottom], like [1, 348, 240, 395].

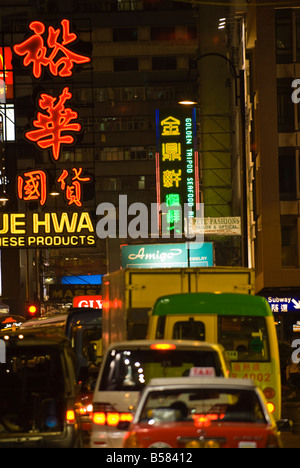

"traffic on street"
[1, 286, 300, 449]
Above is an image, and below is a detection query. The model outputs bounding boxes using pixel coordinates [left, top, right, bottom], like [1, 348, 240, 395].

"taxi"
[123, 377, 286, 449]
[90, 340, 230, 448]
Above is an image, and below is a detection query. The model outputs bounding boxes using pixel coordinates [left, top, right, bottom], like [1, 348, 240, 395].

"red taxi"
[123, 377, 286, 449]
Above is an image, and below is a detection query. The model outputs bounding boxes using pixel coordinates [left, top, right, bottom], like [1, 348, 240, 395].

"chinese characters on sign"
[12, 19, 94, 224]
[25, 87, 81, 161]
[156, 108, 199, 234]
[17, 168, 91, 207]
[13, 19, 90, 79]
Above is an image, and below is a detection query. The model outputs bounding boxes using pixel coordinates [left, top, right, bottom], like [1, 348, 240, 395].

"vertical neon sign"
[156, 108, 199, 235]
[13, 19, 92, 209]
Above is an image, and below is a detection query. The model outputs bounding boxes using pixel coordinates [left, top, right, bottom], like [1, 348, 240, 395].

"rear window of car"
[139, 388, 267, 424]
[99, 348, 224, 391]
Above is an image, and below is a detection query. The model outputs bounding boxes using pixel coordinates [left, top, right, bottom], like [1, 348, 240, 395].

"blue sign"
[121, 243, 213, 269]
[267, 296, 300, 313]
[61, 274, 102, 285]
[188, 242, 213, 267]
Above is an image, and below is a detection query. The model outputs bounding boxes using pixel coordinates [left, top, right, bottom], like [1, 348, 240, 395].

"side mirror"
[277, 419, 293, 432]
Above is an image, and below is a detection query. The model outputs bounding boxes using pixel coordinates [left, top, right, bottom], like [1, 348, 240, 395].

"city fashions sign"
[0, 211, 96, 248]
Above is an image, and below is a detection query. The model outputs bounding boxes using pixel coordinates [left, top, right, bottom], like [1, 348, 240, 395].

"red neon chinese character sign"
[17, 170, 47, 206]
[57, 167, 91, 207]
[25, 87, 81, 161]
[13, 19, 90, 79]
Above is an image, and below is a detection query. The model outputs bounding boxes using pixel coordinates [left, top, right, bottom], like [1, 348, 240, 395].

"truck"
[101, 267, 255, 353]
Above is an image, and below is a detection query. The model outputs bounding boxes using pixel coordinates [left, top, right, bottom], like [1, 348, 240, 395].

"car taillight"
[267, 402, 275, 414]
[93, 403, 133, 426]
[66, 410, 76, 423]
[77, 403, 93, 416]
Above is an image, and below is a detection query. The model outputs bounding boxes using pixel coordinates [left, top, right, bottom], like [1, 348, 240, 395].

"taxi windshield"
[139, 388, 267, 424]
[99, 348, 224, 391]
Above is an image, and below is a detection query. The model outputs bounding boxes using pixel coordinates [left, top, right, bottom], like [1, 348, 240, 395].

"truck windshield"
[99, 348, 224, 391]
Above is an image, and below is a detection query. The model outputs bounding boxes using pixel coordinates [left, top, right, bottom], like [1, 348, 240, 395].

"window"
[281, 221, 298, 267]
[138, 175, 145, 189]
[172, 320, 205, 341]
[139, 388, 266, 424]
[218, 315, 270, 362]
[278, 149, 297, 199]
[276, 9, 300, 63]
[103, 177, 121, 191]
[113, 28, 137, 41]
[99, 348, 224, 391]
[114, 57, 139, 72]
[152, 56, 177, 70]
[277, 79, 295, 132]
[151, 27, 176, 41]
[276, 11, 292, 63]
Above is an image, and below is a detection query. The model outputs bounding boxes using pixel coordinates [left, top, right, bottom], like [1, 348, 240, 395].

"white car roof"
[146, 377, 256, 389]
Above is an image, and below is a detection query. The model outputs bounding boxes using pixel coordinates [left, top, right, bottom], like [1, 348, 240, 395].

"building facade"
[246, 2, 300, 341]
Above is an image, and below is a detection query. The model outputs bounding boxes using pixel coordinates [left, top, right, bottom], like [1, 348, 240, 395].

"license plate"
[238, 441, 257, 448]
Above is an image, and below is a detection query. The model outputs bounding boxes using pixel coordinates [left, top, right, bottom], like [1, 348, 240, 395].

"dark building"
[246, 2, 300, 342]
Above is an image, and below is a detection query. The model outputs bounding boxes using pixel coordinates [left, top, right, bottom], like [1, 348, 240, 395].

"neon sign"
[0, 47, 13, 101]
[10, 19, 95, 248]
[156, 108, 199, 234]
[13, 19, 91, 79]
[17, 167, 91, 207]
[17, 170, 47, 206]
[25, 87, 81, 161]
[0, 212, 96, 248]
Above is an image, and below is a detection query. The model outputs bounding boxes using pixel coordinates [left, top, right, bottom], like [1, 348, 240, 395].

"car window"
[99, 348, 224, 391]
[0, 344, 65, 433]
[139, 388, 266, 424]
[172, 321, 205, 341]
[218, 316, 270, 362]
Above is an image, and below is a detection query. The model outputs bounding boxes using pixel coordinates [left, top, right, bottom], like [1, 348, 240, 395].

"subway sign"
[155, 108, 199, 235]
[0, 211, 96, 248]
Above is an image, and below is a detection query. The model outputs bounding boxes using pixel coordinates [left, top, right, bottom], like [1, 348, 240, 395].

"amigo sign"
[0, 211, 96, 248]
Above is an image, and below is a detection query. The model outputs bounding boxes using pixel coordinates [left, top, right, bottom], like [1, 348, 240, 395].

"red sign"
[17, 169, 47, 206]
[13, 19, 90, 79]
[73, 295, 102, 309]
[0, 47, 13, 100]
[25, 87, 81, 161]
[189, 367, 216, 377]
[57, 167, 91, 207]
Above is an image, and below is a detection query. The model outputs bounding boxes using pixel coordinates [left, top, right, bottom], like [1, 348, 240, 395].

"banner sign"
[189, 216, 241, 236]
[121, 243, 213, 269]
[0, 211, 96, 248]
[49, 284, 101, 302]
